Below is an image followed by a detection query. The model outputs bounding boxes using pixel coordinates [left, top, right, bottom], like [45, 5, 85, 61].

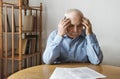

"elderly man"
[43, 9, 103, 65]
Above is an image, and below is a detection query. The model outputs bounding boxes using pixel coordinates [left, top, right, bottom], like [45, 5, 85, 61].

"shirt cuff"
[86, 34, 98, 44]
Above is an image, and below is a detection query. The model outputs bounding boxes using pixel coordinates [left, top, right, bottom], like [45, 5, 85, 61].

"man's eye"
[78, 25, 82, 28]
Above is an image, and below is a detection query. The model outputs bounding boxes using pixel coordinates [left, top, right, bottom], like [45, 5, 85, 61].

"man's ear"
[81, 18, 86, 30]
[83, 26, 85, 29]
[82, 24, 86, 30]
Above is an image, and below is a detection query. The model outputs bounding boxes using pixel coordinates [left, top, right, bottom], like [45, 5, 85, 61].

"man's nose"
[73, 26, 77, 32]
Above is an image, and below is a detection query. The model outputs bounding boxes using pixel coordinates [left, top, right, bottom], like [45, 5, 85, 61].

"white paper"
[50, 67, 106, 79]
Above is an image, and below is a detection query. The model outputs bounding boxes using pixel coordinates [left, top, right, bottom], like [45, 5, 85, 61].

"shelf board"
[3, 32, 39, 34]
[3, 52, 41, 60]
[3, 2, 40, 10]
[3, 32, 19, 34]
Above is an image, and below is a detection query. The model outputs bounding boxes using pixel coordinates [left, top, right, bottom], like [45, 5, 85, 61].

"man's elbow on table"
[44, 61, 53, 64]
[43, 58, 53, 64]
[90, 59, 102, 65]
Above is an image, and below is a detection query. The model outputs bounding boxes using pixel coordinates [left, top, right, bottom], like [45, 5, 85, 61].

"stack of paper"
[50, 67, 106, 79]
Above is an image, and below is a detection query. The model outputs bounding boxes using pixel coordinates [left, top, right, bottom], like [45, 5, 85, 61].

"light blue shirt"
[43, 30, 103, 65]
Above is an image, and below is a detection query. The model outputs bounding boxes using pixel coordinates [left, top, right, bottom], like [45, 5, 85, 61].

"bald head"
[64, 9, 83, 25]
[65, 9, 83, 17]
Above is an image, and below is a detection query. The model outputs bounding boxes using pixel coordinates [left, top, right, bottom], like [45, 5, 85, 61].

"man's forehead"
[66, 11, 79, 17]
[70, 21, 81, 26]
[67, 15, 82, 24]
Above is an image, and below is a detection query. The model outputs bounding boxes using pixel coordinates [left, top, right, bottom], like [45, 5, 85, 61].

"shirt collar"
[63, 29, 86, 38]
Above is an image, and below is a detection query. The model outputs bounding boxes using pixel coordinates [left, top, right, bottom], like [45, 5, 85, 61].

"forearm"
[43, 35, 63, 64]
[43, 46, 61, 64]
[86, 34, 103, 65]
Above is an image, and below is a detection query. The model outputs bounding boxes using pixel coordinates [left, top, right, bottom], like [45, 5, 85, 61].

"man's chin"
[66, 33, 80, 39]
[70, 35, 79, 39]
[73, 36, 79, 38]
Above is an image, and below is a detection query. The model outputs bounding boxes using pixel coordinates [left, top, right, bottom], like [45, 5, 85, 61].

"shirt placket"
[69, 40, 76, 62]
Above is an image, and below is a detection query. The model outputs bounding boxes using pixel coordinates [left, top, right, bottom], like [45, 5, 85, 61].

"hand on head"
[58, 18, 71, 36]
[81, 17, 93, 35]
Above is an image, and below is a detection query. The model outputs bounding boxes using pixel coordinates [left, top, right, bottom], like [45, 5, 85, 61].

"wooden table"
[7, 63, 120, 79]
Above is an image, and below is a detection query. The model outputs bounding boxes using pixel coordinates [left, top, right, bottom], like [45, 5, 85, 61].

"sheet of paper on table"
[50, 67, 106, 79]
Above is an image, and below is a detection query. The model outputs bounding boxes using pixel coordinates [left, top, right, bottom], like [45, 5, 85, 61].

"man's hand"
[82, 17, 93, 35]
[58, 18, 71, 36]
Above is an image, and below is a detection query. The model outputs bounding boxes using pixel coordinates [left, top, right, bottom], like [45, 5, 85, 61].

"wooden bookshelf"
[0, 0, 42, 79]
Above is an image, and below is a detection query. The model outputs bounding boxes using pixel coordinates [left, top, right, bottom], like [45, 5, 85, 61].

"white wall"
[41, 0, 120, 66]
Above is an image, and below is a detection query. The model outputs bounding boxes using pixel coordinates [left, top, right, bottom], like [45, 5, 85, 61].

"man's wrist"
[57, 33, 64, 37]
[86, 30, 93, 35]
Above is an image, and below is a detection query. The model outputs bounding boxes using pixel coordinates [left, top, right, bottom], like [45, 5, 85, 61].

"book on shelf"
[2, 15, 5, 32]
[22, 15, 34, 32]
[26, 38, 36, 54]
[33, 16, 37, 31]
[16, 39, 28, 54]
[16, 35, 37, 55]
[25, 39, 30, 54]
[25, 35, 37, 54]
[30, 37, 36, 53]
[2, 14, 11, 32]
[7, 14, 11, 32]
[14, 13, 17, 32]
[24, 35, 37, 39]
